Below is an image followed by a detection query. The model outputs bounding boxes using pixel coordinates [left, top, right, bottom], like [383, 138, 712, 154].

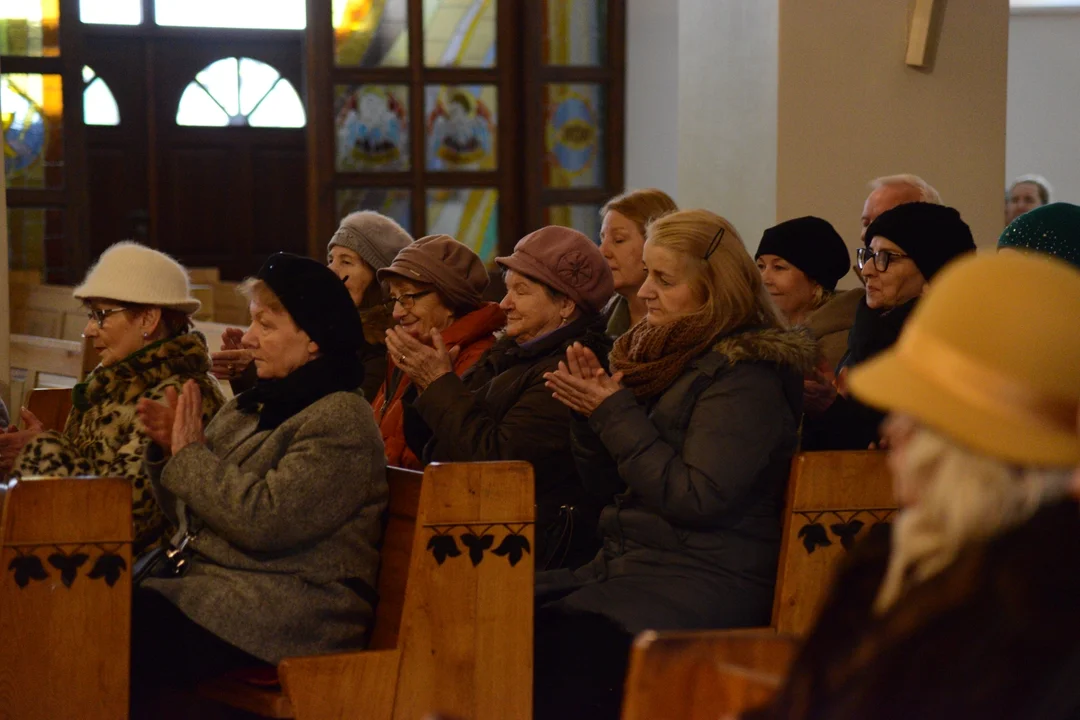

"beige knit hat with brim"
[73, 241, 201, 314]
[849, 252, 1080, 467]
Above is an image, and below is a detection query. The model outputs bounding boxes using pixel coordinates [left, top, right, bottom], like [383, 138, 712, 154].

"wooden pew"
[620, 451, 896, 718]
[10, 283, 85, 342]
[201, 460, 536, 720]
[0, 476, 133, 719]
[8, 334, 92, 416]
[25, 387, 75, 432]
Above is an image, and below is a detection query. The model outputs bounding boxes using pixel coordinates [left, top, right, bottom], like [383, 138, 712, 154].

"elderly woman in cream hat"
[2, 241, 226, 557]
[749, 252, 1080, 720]
[213, 210, 413, 400]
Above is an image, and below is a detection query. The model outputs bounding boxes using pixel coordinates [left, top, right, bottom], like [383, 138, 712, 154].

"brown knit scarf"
[610, 314, 718, 398]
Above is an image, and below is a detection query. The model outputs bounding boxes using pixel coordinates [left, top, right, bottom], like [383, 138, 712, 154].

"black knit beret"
[256, 253, 366, 356]
[864, 202, 977, 281]
[756, 216, 850, 290]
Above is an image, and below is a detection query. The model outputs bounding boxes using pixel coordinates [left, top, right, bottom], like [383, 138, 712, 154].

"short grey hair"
[1007, 174, 1053, 205]
[869, 174, 942, 204]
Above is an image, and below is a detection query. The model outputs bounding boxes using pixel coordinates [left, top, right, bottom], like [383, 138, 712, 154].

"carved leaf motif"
[491, 534, 532, 566]
[459, 533, 495, 567]
[830, 519, 865, 551]
[798, 523, 832, 554]
[426, 535, 461, 565]
[87, 553, 128, 587]
[8, 555, 49, 588]
[48, 552, 89, 588]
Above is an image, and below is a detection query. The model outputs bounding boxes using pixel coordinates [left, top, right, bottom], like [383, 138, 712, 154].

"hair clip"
[704, 227, 725, 260]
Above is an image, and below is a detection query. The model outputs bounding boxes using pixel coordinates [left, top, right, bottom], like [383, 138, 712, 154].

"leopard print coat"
[14, 332, 226, 556]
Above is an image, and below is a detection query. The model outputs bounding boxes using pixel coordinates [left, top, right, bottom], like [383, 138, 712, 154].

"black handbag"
[132, 532, 196, 585]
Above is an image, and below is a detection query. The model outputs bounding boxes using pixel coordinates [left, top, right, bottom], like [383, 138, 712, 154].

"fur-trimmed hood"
[712, 325, 820, 376]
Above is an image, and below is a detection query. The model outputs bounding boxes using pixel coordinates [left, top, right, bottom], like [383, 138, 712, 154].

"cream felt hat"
[73, 241, 201, 314]
[849, 252, 1080, 467]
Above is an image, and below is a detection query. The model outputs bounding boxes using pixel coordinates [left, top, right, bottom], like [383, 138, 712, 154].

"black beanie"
[756, 216, 850, 290]
[256, 253, 366, 356]
[864, 202, 977, 281]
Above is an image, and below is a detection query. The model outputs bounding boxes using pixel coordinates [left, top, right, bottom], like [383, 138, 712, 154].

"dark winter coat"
[748, 497, 1080, 720]
[405, 313, 613, 569]
[536, 326, 817, 634]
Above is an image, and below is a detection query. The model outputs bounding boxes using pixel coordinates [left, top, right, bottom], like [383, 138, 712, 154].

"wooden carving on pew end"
[279, 460, 535, 720]
[0, 476, 133, 720]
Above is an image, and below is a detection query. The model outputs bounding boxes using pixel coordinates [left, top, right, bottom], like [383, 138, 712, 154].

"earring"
[143, 332, 149, 339]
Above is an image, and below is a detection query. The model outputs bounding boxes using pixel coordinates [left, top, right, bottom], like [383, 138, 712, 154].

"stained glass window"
[79, 0, 141, 25]
[176, 57, 305, 128]
[544, 204, 602, 244]
[543, 83, 604, 188]
[427, 188, 498, 265]
[2, 73, 64, 189]
[543, 0, 605, 66]
[336, 188, 412, 234]
[423, 0, 495, 68]
[333, 0, 408, 67]
[1, 0, 59, 57]
[425, 85, 497, 171]
[335, 85, 410, 172]
[7, 207, 62, 273]
[82, 66, 120, 126]
[155, 0, 305, 29]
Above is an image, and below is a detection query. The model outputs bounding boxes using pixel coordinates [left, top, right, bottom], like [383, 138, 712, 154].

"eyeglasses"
[856, 247, 911, 273]
[382, 290, 433, 313]
[704, 227, 726, 260]
[86, 307, 128, 328]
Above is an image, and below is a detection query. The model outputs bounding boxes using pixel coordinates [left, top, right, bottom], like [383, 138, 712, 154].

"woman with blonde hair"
[537, 209, 817, 719]
[598, 188, 678, 336]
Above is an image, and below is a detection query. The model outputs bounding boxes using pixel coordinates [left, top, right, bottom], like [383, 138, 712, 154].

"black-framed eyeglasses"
[85, 307, 128, 328]
[856, 247, 910, 273]
[382, 290, 433, 313]
[704, 227, 725, 260]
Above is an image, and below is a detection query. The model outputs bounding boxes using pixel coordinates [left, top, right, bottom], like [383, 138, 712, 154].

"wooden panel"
[213, 281, 250, 326]
[8, 334, 84, 415]
[621, 629, 797, 720]
[26, 387, 73, 433]
[251, 148, 308, 257]
[0, 477, 133, 719]
[371, 466, 423, 651]
[772, 451, 895, 636]
[87, 146, 149, 256]
[158, 147, 240, 258]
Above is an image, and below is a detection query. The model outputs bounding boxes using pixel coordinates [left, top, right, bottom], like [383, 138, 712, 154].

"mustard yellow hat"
[849, 252, 1080, 467]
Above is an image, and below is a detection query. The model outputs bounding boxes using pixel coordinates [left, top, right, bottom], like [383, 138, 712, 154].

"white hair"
[874, 425, 1073, 614]
[869, 174, 942, 204]
[1007, 174, 1053, 205]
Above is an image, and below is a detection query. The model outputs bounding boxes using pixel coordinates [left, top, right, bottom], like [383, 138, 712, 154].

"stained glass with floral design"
[426, 188, 498, 265]
[423, 0, 495, 68]
[333, 0, 408, 67]
[543, 83, 604, 188]
[335, 84, 410, 172]
[2, 73, 64, 189]
[542, 0, 605, 66]
[425, 84, 497, 171]
[336, 188, 412, 234]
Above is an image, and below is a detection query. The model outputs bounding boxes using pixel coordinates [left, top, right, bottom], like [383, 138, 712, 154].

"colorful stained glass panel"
[1, 0, 59, 57]
[336, 188, 412, 235]
[543, 83, 604, 188]
[426, 188, 498, 265]
[425, 84, 497, 171]
[423, 0, 495, 68]
[543, 0, 605, 66]
[7, 207, 62, 273]
[334, 0, 408, 67]
[335, 84, 410, 172]
[2, 73, 64, 189]
[544, 204, 602, 244]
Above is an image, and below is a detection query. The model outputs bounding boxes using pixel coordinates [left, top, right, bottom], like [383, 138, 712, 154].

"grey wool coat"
[537, 326, 818, 635]
[143, 389, 388, 664]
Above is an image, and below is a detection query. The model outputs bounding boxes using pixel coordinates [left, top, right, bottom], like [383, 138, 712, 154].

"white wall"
[1006, 11, 1080, 207]
[624, 0, 678, 197]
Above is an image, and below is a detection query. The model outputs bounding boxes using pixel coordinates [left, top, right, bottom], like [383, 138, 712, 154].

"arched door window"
[82, 66, 120, 126]
[176, 57, 305, 128]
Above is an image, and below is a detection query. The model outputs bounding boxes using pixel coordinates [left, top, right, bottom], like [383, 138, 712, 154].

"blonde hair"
[646, 209, 784, 334]
[601, 188, 678, 236]
[237, 278, 286, 315]
[870, 174, 942, 204]
[874, 425, 1073, 613]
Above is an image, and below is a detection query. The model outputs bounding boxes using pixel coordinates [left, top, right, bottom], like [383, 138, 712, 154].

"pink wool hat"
[495, 226, 614, 314]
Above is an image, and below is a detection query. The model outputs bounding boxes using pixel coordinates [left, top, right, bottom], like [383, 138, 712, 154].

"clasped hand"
[0, 408, 45, 474]
[543, 342, 624, 417]
[136, 379, 206, 456]
[385, 326, 460, 392]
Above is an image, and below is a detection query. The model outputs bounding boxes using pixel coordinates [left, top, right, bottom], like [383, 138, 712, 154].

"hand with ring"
[385, 326, 459, 392]
[210, 327, 254, 380]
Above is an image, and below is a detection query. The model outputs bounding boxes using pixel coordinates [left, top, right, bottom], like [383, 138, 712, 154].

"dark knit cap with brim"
[864, 202, 977, 281]
[256, 253, 366, 356]
[756, 216, 851, 290]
